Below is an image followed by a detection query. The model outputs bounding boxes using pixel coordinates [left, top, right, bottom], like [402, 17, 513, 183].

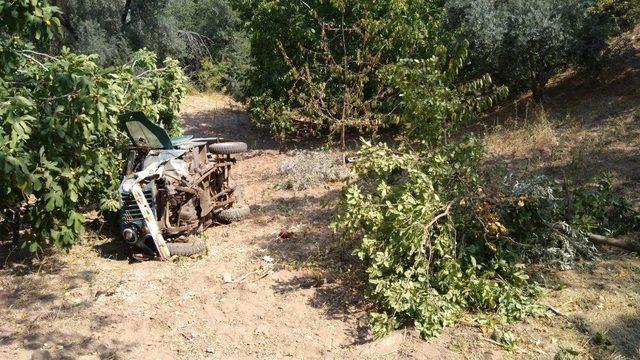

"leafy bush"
[0, 2, 187, 251]
[494, 175, 640, 268]
[592, 0, 640, 33]
[447, 0, 611, 100]
[334, 140, 542, 338]
[195, 58, 228, 92]
[237, 0, 465, 145]
[335, 144, 640, 338]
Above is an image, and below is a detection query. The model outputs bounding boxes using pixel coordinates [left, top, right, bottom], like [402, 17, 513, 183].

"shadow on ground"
[0, 245, 135, 359]
[601, 312, 640, 358]
[248, 188, 371, 342]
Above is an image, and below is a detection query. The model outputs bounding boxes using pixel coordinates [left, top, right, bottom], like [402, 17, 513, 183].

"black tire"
[208, 142, 248, 154]
[167, 241, 207, 257]
[217, 205, 250, 223]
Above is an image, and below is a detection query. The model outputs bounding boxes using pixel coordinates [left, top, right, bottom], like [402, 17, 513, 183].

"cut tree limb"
[586, 232, 640, 253]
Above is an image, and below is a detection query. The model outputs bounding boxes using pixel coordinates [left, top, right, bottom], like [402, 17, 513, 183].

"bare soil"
[3, 26, 640, 360]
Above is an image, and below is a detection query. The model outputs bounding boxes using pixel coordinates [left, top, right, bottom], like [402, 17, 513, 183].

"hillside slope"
[483, 24, 640, 198]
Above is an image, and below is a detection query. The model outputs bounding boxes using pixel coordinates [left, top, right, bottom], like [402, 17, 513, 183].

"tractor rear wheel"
[208, 142, 248, 155]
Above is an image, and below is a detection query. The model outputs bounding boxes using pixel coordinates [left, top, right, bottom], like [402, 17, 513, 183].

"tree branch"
[586, 233, 640, 253]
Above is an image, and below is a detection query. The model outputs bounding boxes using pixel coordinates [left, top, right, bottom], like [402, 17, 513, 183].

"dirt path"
[2, 93, 640, 359]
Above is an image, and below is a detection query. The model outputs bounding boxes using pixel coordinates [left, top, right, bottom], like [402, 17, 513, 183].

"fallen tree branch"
[424, 197, 462, 232]
[586, 232, 640, 253]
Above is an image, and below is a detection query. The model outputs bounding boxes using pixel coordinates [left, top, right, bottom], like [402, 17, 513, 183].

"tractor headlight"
[122, 225, 139, 245]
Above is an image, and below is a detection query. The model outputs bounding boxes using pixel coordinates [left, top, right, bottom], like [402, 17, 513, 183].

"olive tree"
[447, 0, 610, 100]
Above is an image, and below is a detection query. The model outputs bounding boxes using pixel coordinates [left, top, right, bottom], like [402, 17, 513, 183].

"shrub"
[334, 141, 640, 338]
[236, 0, 460, 145]
[592, 0, 640, 33]
[196, 58, 228, 92]
[447, 0, 611, 100]
[0, 2, 187, 251]
[334, 140, 542, 338]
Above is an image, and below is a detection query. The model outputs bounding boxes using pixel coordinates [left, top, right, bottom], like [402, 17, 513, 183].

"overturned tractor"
[117, 112, 249, 261]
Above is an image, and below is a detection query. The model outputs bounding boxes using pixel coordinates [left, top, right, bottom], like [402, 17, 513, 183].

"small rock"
[223, 272, 233, 283]
[31, 350, 51, 360]
[262, 255, 274, 263]
[491, 329, 504, 341]
[483, 350, 502, 360]
[364, 331, 404, 356]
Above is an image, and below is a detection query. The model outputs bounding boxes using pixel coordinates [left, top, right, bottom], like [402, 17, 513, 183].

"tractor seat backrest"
[119, 112, 173, 149]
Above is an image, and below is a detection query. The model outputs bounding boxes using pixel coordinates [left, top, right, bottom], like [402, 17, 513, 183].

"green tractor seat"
[120, 112, 194, 149]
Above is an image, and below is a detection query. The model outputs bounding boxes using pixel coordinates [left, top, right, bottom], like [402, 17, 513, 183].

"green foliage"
[330, 10, 639, 336]
[167, 0, 240, 56]
[591, 0, 640, 33]
[248, 93, 297, 143]
[571, 178, 640, 235]
[120, 50, 187, 135]
[334, 145, 640, 338]
[334, 140, 541, 339]
[51, 0, 252, 98]
[195, 58, 228, 92]
[237, 0, 471, 144]
[167, 0, 252, 98]
[447, 0, 611, 100]
[329, 35, 539, 337]
[495, 175, 640, 267]
[51, 0, 183, 64]
[385, 42, 508, 147]
[0, 3, 187, 252]
[0, 0, 61, 40]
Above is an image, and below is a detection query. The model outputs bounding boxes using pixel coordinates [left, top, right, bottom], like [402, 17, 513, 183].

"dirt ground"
[2, 26, 640, 360]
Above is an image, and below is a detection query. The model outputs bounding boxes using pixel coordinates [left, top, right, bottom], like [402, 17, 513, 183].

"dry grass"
[484, 108, 560, 161]
[276, 150, 349, 191]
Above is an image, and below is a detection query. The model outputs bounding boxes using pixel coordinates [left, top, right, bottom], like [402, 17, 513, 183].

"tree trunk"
[11, 208, 20, 249]
[531, 68, 551, 102]
[121, 0, 133, 28]
[531, 79, 545, 102]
